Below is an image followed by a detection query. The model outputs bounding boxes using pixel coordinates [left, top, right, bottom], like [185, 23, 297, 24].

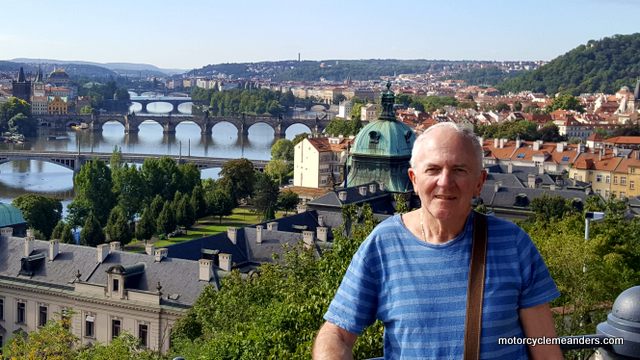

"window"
[516, 153, 525, 159]
[85, 314, 95, 338]
[113, 279, 119, 292]
[614, 176, 618, 184]
[38, 305, 47, 327]
[621, 177, 627, 185]
[631, 181, 635, 190]
[606, 176, 610, 184]
[138, 323, 149, 348]
[0, 298, 4, 321]
[61, 308, 71, 330]
[112, 319, 121, 339]
[596, 174, 602, 183]
[16, 301, 26, 324]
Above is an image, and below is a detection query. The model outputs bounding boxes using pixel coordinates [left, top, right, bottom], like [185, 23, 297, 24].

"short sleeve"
[516, 231, 560, 308]
[323, 238, 380, 334]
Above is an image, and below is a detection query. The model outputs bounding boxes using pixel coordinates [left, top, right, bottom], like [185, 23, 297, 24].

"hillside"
[498, 33, 640, 95]
[2, 60, 117, 79]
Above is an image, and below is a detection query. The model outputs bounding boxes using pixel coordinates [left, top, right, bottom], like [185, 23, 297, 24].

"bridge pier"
[163, 121, 177, 134]
[89, 121, 102, 132]
[124, 114, 139, 133]
[239, 123, 249, 137]
[200, 121, 212, 135]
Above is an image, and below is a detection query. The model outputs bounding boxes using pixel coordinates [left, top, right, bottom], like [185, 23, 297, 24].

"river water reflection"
[0, 121, 310, 209]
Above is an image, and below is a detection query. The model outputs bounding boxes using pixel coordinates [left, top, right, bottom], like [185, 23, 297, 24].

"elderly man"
[313, 122, 562, 359]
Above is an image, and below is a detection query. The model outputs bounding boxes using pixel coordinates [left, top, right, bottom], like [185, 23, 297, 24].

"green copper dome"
[346, 82, 416, 193]
[350, 119, 415, 157]
[0, 203, 26, 227]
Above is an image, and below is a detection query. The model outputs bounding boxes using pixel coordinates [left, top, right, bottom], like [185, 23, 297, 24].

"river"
[0, 119, 310, 211]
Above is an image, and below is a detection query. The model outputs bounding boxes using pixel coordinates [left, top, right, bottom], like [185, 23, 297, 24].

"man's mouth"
[434, 195, 456, 200]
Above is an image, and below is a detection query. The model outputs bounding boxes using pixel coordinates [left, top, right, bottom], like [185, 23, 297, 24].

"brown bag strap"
[463, 212, 488, 360]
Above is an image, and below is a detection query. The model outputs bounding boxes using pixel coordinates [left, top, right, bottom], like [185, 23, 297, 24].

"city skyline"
[0, 0, 638, 70]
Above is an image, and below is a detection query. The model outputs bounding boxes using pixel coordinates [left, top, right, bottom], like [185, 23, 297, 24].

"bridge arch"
[0, 158, 77, 173]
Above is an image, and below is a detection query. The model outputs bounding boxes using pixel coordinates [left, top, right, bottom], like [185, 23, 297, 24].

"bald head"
[410, 122, 483, 172]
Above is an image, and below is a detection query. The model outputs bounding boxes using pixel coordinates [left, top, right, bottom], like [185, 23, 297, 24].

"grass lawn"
[124, 207, 275, 252]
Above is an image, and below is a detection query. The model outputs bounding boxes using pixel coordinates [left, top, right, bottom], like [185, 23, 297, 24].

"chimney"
[219, 253, 232, 272]
[494, 181, 501, 193]
[227, 227, 238, 244]
[24, 236, 34, 257]
[154, 248, 168, 262]
[516, 138, 522, 148]
[338, 191, 347, 201]
[317, 215, 325, 227]
[267, 221, 278, 231]
[368, 183, 377, 194]
[0, 227, 13, 240]
[26, 228, 34, 238]
[507, 162, 513, 174]
[494, 138, 499, 148]
[538, 163, 545, 175]
[198, 259, 213, 281]
[109, 241, 121, 252]
[379, 182, 385, 191]
[317, 226, 328, 242]
[613, 147, 619, 157]
[533, 140, 541, 151]
[303, 230, 315, 249]
[499, 138, 505, 149]
[358, 186, 367, 196]
[528, 174, 536, 188]
[578, 143, 585, 153]
[97, 243, 109, 263]
[557, 142, 565, 152]
[550, 184, 556, 191]
[49, 239, 59, 261]
[256, 225, 263, 244]
[145, 243, 155, 256]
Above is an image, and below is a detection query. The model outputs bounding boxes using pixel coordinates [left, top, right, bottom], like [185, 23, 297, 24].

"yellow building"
[610, 156, 640, 199]
[48, 96, 68, 115]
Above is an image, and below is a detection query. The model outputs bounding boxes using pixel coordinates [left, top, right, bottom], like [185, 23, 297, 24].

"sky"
[1, 0, 638, 71]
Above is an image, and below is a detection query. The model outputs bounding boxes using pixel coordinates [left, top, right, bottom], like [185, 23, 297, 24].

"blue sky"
[0, 0, 638, 70]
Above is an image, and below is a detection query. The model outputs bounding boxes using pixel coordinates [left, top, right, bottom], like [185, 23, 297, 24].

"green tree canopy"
[252, 172, 280, 221]
[105, 205, 132, 245]
[72, 159, 115, 226]
[12, 194, 62, 239]
[135, 206, 156, 241]
[277, 190, 299, 215]
[80, 212, 106, 247]
[156, 201, 176, 236]
[206, 189, 234, 224]
[219, 158, 256, 205]
[547, 93, 585, 113]
[271, 139, 294, 162]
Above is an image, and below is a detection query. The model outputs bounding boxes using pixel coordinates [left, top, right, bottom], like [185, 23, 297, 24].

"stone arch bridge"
[36, 113, 332, 137]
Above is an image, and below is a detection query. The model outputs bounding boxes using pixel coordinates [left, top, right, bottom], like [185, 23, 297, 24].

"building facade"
[0, 229, 222, 352]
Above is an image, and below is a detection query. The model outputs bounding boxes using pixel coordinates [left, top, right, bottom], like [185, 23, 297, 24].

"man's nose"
[437, 169, 453, 186]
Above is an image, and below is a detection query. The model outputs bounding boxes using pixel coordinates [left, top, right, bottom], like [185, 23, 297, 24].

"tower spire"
[17, 67, 26, 82]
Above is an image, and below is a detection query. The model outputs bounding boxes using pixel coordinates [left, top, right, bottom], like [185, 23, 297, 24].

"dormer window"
[369, 131, 380, 144]
[113, 279, 119, 292]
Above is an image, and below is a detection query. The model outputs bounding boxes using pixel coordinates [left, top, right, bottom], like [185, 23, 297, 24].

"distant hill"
[9, 58, 185, 76]
[498, 33, 640, 95]
[1, 60, 117, 79]
[192, 59, 510, 82]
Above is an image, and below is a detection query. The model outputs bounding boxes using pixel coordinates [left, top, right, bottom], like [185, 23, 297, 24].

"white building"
[293, 137, 350, 188]
[0, 228, 223, 352]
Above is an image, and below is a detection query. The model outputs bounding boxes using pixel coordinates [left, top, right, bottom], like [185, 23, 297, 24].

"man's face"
[409, 127, 486, 223]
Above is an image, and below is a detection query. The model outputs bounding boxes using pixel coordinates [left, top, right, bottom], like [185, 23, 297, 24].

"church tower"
[31, 66, 48, 115]
[11, 67, 31, 102]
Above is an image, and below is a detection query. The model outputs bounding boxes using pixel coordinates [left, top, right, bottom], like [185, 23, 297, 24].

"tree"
[0, 96, 31, 131]
[174, 192, 195, 229]
[61, 223, 74, 244]
[13, 194, 62, 239]
[80, 212, 106, 247]
[79, 105, 94, 114]
[252, 172, 280, 221]
[190, 185, 208, 219]
[113, 164, 146, 219]
[265, 159, 291, 185]
[8, 113, 38, 137]
[156, 201, 176, 235]
[218, 158, 256, 205]
[4, 315, 78, 359]
[135, 207, 155, 241]
[206, 189, 234, 224]
[528, 194, 575, 222]
[105, 206, 132, 245]
[271, 138, 294, 161]
[51, 220, 66, 240]
[277, 190, 299, 215]
[179, 163, 201, 195]
[547, 93, 585, 113]
[72, 159, 115, 226]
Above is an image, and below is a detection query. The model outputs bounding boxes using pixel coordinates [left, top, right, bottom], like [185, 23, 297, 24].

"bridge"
[35, 112, 332, 137]
[129, 96, 194, 114]
[0, 150, 269, 174]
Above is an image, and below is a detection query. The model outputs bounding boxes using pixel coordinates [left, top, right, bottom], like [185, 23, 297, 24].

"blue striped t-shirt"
[324, 212, 560, 359]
